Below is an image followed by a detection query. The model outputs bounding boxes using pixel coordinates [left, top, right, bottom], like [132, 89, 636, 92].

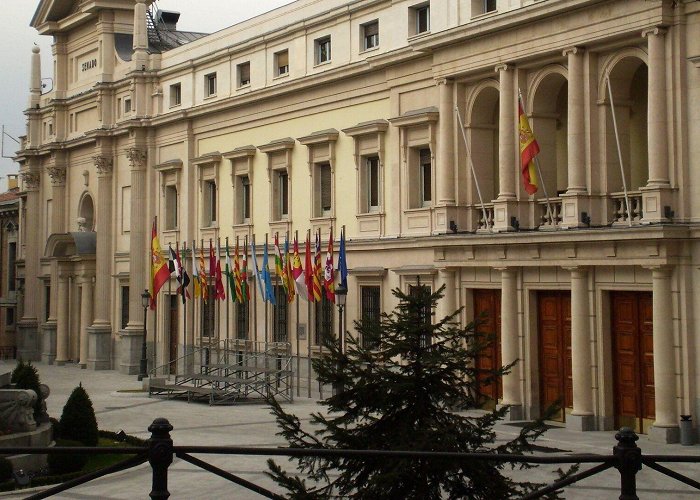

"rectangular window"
[236, 302, 248, 340]
[413, 4, 430, 34]
[275, 50, 289, 76]
[361, 286, 381, 348]
[409, 284, 432, 347]
[419, 148, 432, 206]
[6, 308, 14, 328]
[278, 171, 289, 218]
[362, 21, 379, 50]
[366, 156, 379, 212]
[204, 180, 217, 225]
[205, 72, 217, 97]
[314, 293, 334, 345]
[7, 242, 16, 291]
[273, 285, 288, 342]
[485, 0, 497, 13]
[45, 285, 51, 322]
[238, 62, 250, 87]
[202, 286, 215, 337]
[170, 83, 182, 107]
[241, 176, 251, 222]
[165, 185, 178, 230]
[120, 285, 129, 329]
[315, 36, 331, 65]
[319, 163, 332, 216]
[124, 97, 132, 114]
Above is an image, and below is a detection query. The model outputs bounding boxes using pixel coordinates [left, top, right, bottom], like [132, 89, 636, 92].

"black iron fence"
[1, 418, 698, 499]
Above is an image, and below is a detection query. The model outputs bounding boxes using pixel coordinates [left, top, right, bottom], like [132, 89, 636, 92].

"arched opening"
[468, 85, 499, 202]
[78, 193, 95, 232]
[605, 57, 648, 192]
[530, 72, 568, 198]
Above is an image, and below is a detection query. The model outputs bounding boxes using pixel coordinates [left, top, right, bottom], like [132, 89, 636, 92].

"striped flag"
[324, 228, 335, 303]
[284, 234, 295, 303]
[192, 241, 201, 299]
[241, 240, 250, 301]
[304, 233, 314, 302]
[312, 230, 322, 302]
[518, 99, 540, 195]
[225, 242, 236, 303]
[234, 239, 243, 303]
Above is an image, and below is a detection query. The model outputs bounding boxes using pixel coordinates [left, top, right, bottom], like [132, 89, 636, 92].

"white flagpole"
[454, 106, 491, 232]
[606, 75, 633, 227]
[518, 88, 556, 229]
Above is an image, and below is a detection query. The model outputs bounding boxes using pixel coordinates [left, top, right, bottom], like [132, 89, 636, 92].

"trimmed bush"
[47, 439, 88, 475]
[11, 361, 42, 419]
[0, 458, 12, 482]
[58, 385, 98, 447]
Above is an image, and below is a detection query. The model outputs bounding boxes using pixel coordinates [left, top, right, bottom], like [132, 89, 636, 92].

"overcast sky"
[0, 0, 296, 190]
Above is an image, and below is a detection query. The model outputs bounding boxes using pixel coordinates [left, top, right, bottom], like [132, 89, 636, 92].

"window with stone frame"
[170, 83, 182, 107]
[472, 0, 497, 16]
[202, 285, 216, 337]
[315, 162, 333, 217]
[273, 285, 288, 342]
[120, 285, 129, 329]
[275, 50, 289, 76]
[225, 146, 256, 227]
[418, 148, 432, 207]
[364, 156, 380, 213]
[164, 185, 178, 230]
[203, 180, 217, 226]
[362, 20, 379, 51]
[315, 36, 331, 65]
[409, 283, 432, 347]
[259, 139, 294, 226]
[237, 62, 251, 87]
[236, 301, 248, 340]
[205, 72, 217, 97]
[410, 2, 430, 36]
[360, 285, 381, 348]
[314, 292, 334, 346]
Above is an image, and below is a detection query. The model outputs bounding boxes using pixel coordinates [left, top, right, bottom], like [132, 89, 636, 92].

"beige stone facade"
[14, 0, 700, 442]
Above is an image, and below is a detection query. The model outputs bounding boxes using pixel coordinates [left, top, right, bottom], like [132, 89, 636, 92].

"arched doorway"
[467, 84, 500, 203]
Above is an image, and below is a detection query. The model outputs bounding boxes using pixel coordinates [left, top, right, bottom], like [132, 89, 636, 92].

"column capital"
[563, 46, 585, 57]
[126, 148, 147, 170]
[435, 77, 453, 87]
[642, 26, 667, 39]
[645, 264, 672, 277]
[20, 172, 40, 191]
[93, 155, 114, 177]
[494, 266, 517, 274]
[47, 166, 66, 186]
[494, 63, 513, 73]
[563, 265, 588, 274]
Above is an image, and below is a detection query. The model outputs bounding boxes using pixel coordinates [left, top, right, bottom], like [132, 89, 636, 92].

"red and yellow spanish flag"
[518, 101, 540, 195]
[150, 217, 171, 310]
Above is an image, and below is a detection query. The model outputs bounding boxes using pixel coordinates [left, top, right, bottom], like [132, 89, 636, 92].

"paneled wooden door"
[611, 292, 654, 434]
[474, 289, 502, 406]
[538, 291, 572, 421]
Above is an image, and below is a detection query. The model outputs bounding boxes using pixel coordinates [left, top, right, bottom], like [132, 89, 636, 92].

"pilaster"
[493, 65, 517, 232]
[497, 267, 523, 420]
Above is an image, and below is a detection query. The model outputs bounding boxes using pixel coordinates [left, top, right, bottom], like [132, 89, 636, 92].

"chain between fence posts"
[613, 427, 642, 500]
[149, 417, 174, 500]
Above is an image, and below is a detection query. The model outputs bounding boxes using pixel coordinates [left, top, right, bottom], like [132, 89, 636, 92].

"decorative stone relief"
[126, 148, 147, 170]
[0, 389, 37, 433]
[93, 155, 114, 176]
[47, 167, 66, 186]
[20, 172, 40, 190]
[77, 217, 88, 232]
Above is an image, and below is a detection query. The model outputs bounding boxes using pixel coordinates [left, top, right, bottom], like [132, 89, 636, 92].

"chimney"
[156, 10, 180, 31]
[29, 45, 41, 108]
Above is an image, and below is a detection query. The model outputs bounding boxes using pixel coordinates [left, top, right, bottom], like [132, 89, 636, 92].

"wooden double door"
[538, 291, 572, 422]
[611, 291, 654, 433]
[474, 290, 502, 406]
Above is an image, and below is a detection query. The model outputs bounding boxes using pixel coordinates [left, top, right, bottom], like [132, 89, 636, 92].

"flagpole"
[606, 75, 633, 227]
[182, 241, 189, 375]
[201, 238, 206, 366]
[454, 106, 491, 232]
[153, 217, 158, 376]
[251, 234, 258, 346]
[294, 230, 300, 397]
[518, 88, 556, 229]
[167, 244, 172, 374]
[225, 237, 231, 365]
[264, 233, 269, 347]
[192, 239, 198, 372]
[318, 228, 323, 401]
[306, 229, 312, 399]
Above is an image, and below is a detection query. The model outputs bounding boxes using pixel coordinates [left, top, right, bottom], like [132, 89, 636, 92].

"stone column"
[48, 165, 67, 233]
[120, 148, 148, 375]
[436, 268, 456, 322]
[79, 278, 94, 368]
[55, 273, 70, 365]
[437, 79, 455, 205]
[566, 266, 594, 431]
[644, 28, 669, 187]
[498, 267, 522, 419]
[640, 28, 672, 223]
[492, 65, 517, 232]
[648, 266, 679, 443]
[88, 156, 114, 370]
[565, 48, 585, 193]
[27, 46, 42, 149]
[17, 171, 41, 361]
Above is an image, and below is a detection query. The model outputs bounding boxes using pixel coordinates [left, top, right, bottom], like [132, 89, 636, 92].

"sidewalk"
[0, 361, 698, 499]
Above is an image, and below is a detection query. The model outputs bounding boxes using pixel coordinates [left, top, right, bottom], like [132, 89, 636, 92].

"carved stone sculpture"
[0, 390, 37, 433]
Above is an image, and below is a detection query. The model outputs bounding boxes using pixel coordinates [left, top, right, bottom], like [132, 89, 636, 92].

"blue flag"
[338, 227, 348, 289]
[262, 240, 276, 304]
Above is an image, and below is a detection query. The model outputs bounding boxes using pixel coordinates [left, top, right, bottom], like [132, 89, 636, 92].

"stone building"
[0, 176, 20, 358]
[14, 0, 700, 442]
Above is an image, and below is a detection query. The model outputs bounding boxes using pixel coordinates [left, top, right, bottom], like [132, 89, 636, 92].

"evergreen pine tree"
[58, 384, 99, 446]
[267, 285, 563, 499]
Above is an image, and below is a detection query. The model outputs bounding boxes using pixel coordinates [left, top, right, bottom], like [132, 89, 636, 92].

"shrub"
[58, 385, 98, 447]
[0, 458, 12, 482]
[49, 417, 60, 439]
[12, 361, 42, 419]
[47, 439, 88, 475]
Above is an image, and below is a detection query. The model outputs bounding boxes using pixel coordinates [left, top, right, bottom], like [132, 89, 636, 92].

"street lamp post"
[334, 284, 348, 396]
[138, 290, 150, 381]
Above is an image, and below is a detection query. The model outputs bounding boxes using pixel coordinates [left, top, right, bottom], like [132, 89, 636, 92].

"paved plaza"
[0, 361, 698, 499]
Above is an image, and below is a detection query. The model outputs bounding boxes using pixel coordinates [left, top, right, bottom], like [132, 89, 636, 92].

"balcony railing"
[611, 191, 643, 225]
[538, 197, 562, 230]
